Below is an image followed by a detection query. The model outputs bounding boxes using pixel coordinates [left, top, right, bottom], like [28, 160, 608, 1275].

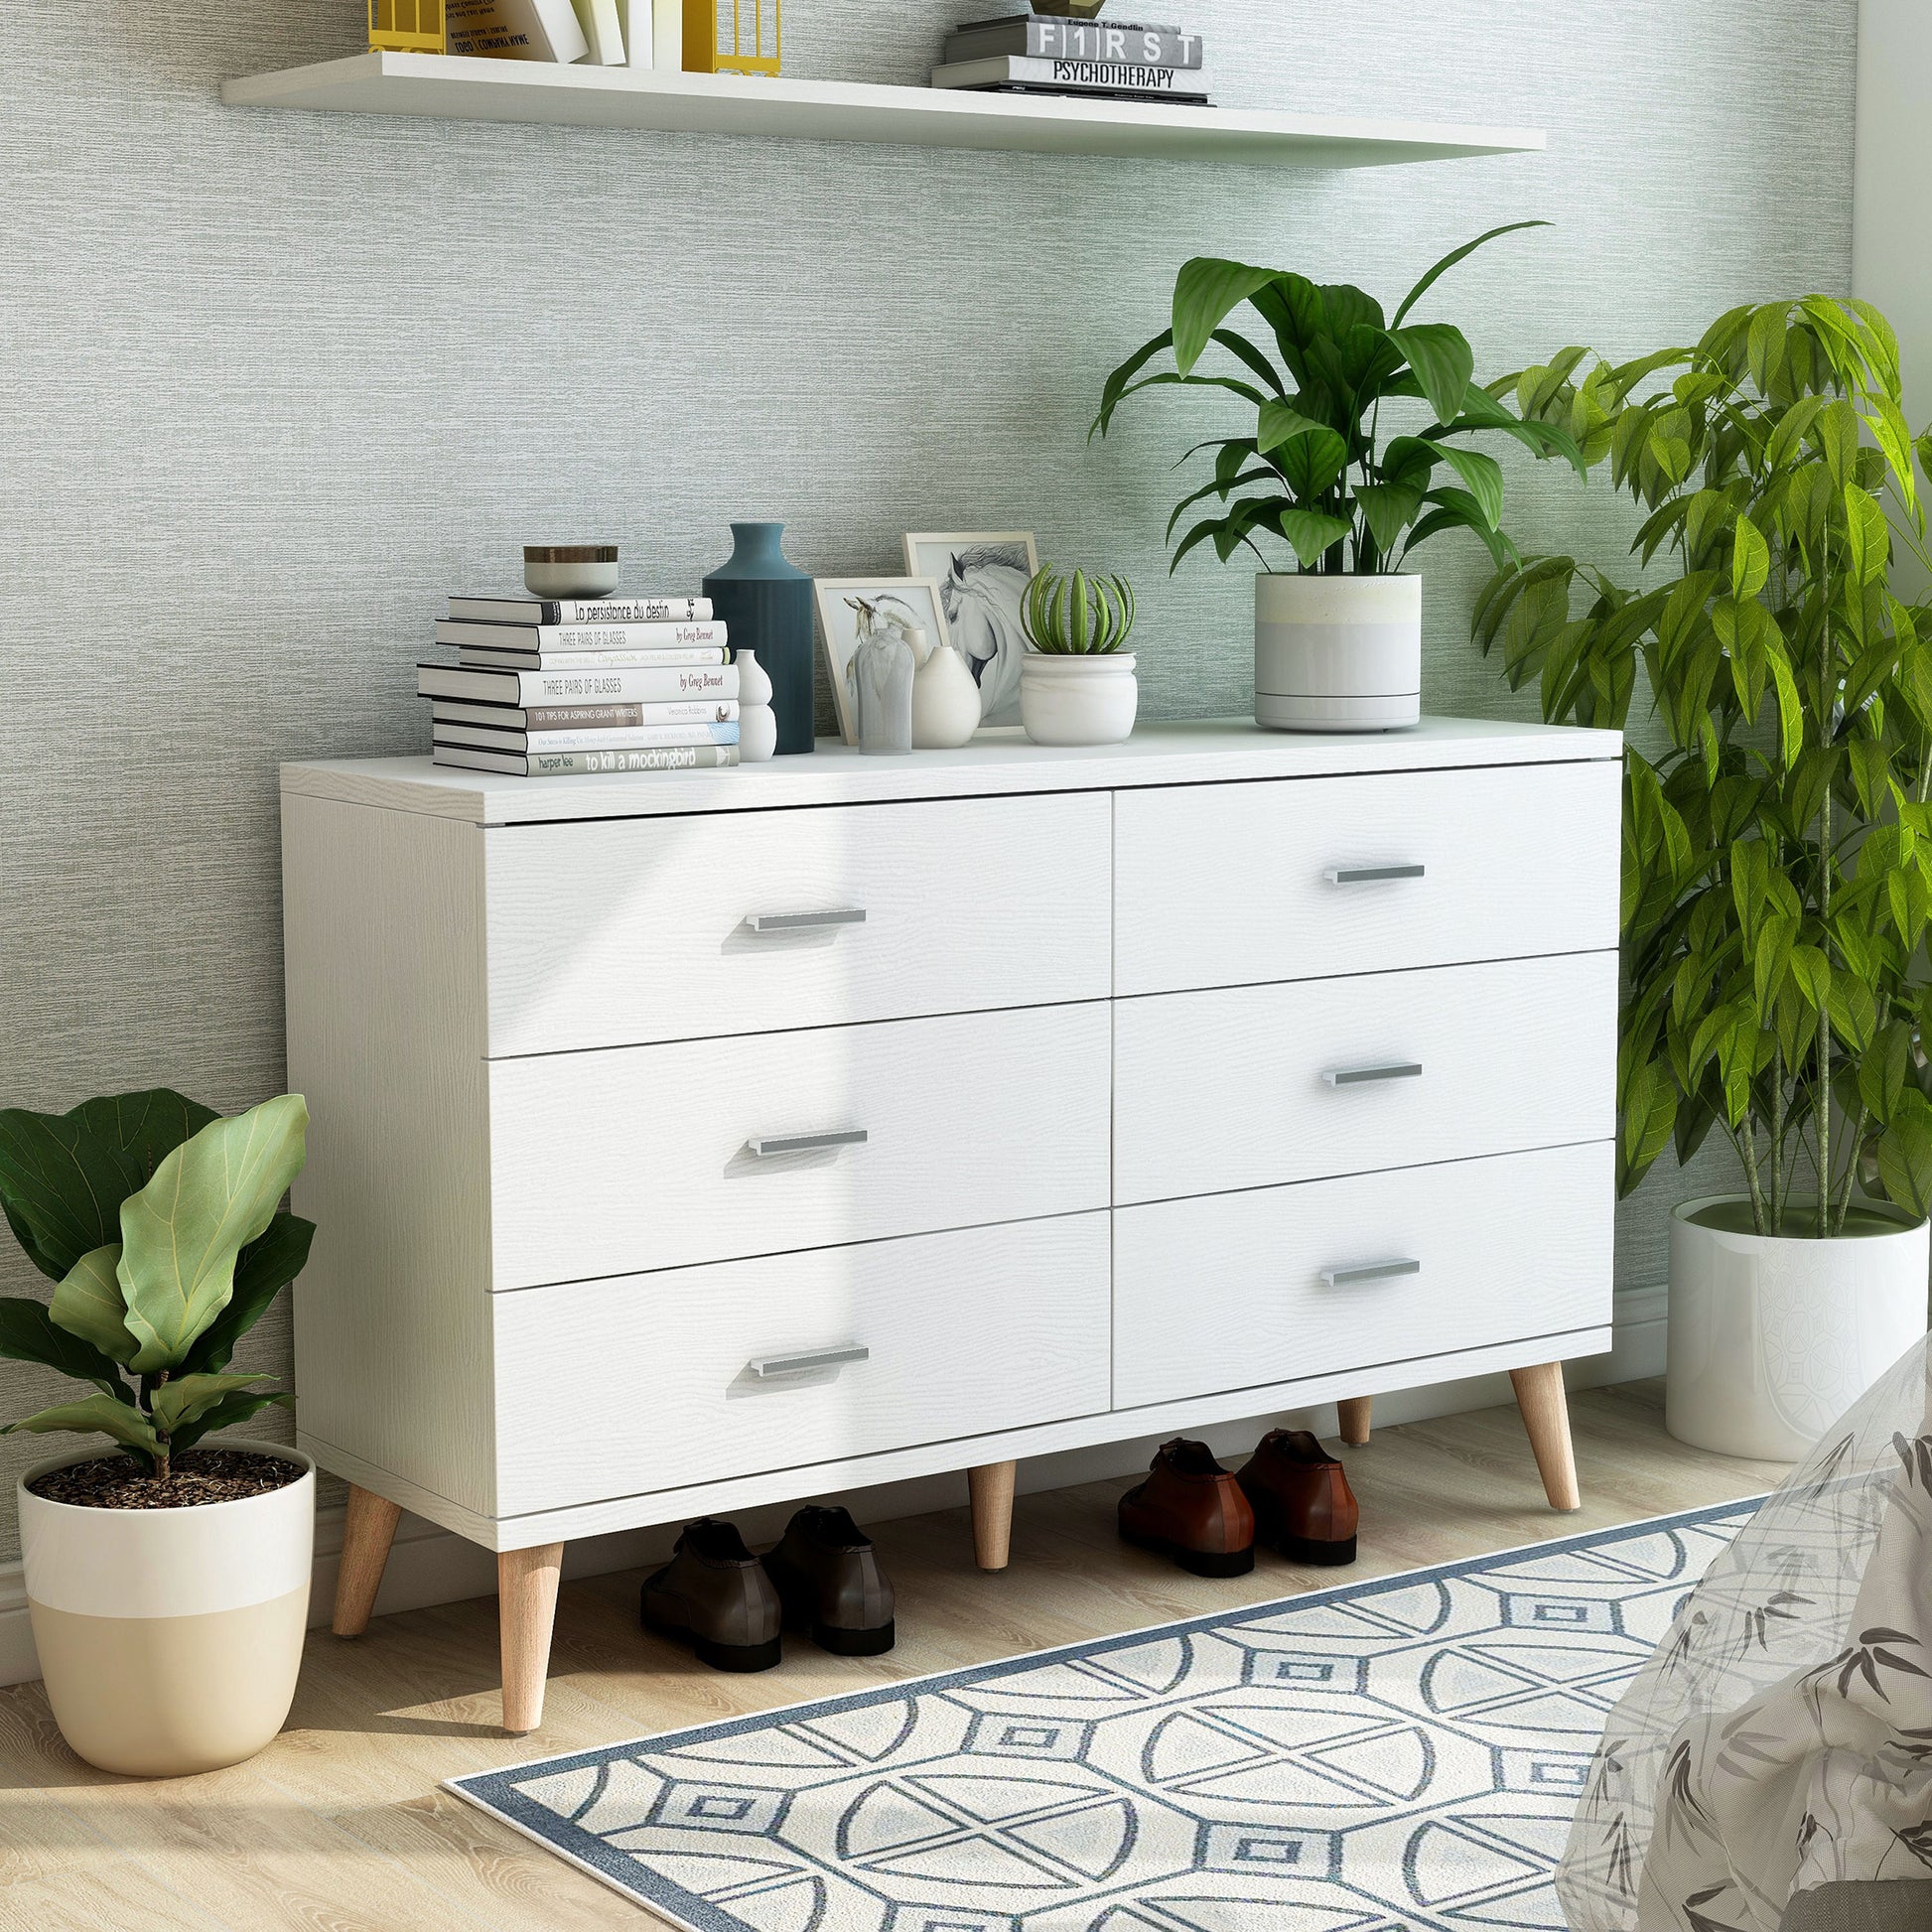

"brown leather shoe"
[640, 1519, 782, 1671]
[1237, 1429, 1359, 1566]
[761, 1505, 896, 1656]
[1118, 1439, 1256, 1577]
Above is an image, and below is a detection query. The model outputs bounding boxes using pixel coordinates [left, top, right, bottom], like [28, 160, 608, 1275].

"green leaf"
[1876, 1093, 1932, 1220]
[1862, 1020, 1913, 1127]
[0, 1298, 133, 1403]
[1845, 484, 1889, 586]
[1093, 328, 1173, 439]
[0, 1394, 161, 1460]
[1618, 1056, 1679, 1194]
[1431, 446, 1505, 529]
[116, 1096, 310, 1376]
[149, 1371, 277, 1438]
[1354, 479, 1428, 557]
[179, 1214, 315, 1376]
[49, 1244, 139, 1364]
[167, 1389, 293, 1457]
[1768, 651, 1805, 770]
[0, 1089, 218, 1283]
[1730, 515, 1770, 600]
[1171, 259, 1281, 375]
[1390, 220, 1550, 329]
[1267, 506, 1353, 570]
[1385, 323, 1476, 425]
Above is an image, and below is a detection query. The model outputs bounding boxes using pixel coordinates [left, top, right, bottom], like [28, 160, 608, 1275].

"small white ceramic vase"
[909, 628, 982, 749]
[19, 1441, 315, 1777]
[1255, 571, 1421, 731]
[1666, 1197, 1930, 1459]
[1019, 652, 1138, 747]
[736, 649, 776, 762]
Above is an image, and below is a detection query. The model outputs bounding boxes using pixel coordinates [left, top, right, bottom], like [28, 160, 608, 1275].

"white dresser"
[280, 717, 1623, 1729]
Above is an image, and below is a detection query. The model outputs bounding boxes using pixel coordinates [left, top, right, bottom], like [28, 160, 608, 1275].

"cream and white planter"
[1255, 571, 1421, 732]
[1019, 651, 1138, 746]
[1666, 1198, 1931, 1460]
[19, 1440, 315, 1777]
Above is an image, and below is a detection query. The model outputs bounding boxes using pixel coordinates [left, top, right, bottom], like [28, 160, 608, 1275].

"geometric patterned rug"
[449, 1501, 1761, 1932]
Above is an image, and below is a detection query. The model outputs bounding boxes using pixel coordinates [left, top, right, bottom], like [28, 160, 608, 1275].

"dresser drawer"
[483, 792, 1111, 1055]
[1114, 759, 1619, 996]
[1113, 951, 1615, 1204]
[490, 1214, 1111, 1513]
[487, 1003, 1112, 1288]
[1114, 1143, 1612, 1408]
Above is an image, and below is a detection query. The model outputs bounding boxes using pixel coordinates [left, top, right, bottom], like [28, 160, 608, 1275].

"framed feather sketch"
[902, 531, 1039, 734]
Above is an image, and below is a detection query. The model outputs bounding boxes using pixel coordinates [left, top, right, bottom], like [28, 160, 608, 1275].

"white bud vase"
[909, 627, 982, 749]
[736, 649, 777, 762]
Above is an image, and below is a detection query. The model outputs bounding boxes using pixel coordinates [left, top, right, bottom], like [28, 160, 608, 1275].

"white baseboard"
[0, 1293, 1667, 1689]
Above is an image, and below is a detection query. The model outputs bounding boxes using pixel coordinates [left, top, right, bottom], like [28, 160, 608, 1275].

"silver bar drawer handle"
[749, 1344, 870, 1380]
[1323, 1062, 1423, 1087]
[1324, 863, 1426, 886]
[746, 908, 868, 933]
[1321, 1259, 1422, 1288]
[748, 1128, 870, 1158]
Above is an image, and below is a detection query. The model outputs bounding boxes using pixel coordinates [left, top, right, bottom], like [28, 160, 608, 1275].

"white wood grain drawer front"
[1114, 759, 1620, 996]
[483, 792, 1112, 1055]
[490, 1214, 1112, 1514]
[487, 1003, 1112, 1288]
[1114, 950, 1615, 1205]
[1113, 1142, 1612, 1409]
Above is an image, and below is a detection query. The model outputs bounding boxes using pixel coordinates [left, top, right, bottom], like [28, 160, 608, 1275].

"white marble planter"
[1255, 571, 1421, 732]
[1666, 1197, 1930, 1460]
[19, 1440, 315, 1777]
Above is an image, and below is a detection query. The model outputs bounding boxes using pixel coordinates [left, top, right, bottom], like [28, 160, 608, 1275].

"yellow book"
[683, 0, 777, 73]
[368, 0, 447, 53]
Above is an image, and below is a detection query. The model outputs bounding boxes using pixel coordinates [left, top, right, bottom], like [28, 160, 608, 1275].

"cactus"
[1022, 565, 1137, 655]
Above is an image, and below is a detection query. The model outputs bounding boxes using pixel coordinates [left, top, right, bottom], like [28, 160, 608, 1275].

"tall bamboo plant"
[1472, 298, 1932, 1236]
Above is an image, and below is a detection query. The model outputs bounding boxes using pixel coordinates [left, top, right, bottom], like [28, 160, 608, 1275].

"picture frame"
[813, 577, 953, 747]
[901, 531, 1040, 734]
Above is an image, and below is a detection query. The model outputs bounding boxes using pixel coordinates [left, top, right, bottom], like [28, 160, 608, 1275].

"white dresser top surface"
[282, 716, 1623, 825]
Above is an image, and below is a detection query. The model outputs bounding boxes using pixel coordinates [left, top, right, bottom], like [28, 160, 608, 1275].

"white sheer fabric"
[1560, 1339, 1932, 1929]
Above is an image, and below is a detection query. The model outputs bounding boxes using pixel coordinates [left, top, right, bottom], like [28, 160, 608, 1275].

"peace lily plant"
[0, 1089, 318, 1777]
[1093, 222, 1586, 731]
[1471, 294, 1932, 1457]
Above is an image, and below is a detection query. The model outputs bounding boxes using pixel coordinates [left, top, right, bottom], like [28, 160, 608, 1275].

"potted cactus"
[1019, 564, 1139, 745]
[0, 1090, 316, 1776]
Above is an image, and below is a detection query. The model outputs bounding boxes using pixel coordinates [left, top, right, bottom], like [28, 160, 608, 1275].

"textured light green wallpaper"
[0, 0, 1854, 1559]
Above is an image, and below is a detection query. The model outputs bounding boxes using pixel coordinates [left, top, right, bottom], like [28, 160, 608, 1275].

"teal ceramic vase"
[704, 522, 815, 756]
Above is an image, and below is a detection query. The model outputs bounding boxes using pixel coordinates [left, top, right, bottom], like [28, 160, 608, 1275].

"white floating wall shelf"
[221, 53, 1546, 168]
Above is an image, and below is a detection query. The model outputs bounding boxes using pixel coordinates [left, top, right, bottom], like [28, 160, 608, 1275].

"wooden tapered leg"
[968, 1461, 1018, 1571]
[1336, 1396, 1372, 1447]
[498, 1542, 565, 1734]
[1510, 1362, 1582, 1512]
[332, 1485, 403, 1637]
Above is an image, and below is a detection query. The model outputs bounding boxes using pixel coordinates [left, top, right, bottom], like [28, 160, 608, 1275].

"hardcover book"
[435, 619, 728, 651]
[435, 721, 742, 752]
[447, 596, 713, 622]
[445, 0, 590, 61]
[430, 698, 738, 729]
[944, 16, 1202, 68]
[569, 0, 626, 62]
[931, 57, 1209, 99]
[433, 743, 741, 775]
[455, 646, 730, 670]
[419, 662, 741, 705]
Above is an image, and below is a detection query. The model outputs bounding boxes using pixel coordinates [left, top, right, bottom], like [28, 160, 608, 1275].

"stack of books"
[420, 593, 742, 777]
[931, 13, 1208, 106]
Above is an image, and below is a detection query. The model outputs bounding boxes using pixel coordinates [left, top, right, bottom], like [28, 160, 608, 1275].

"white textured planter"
[1255, 571, 1421, 732]
[1666, 1198, 1930, 1460]
[19, 1440, 315, 1777]
[1020, 651, 1138, 746]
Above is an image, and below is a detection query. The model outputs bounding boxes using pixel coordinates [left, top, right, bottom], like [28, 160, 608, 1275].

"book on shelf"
[570, 0, 626, 62]
[445, 0, 590, 61]
[435, 619, 727, 651]
[431, 698, 738, 729]
[448, 595, 713, 622]
[944, 16, 1202, 68]
[436, 720, 742, 752]
[435, 743, 742, 775]
[614, 0, 682, 67]
[456, 644, 730, 670]
[419, 661, 741, 705]
[931, 56, 1210, 100]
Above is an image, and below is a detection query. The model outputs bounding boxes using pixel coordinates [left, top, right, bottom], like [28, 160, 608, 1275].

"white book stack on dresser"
[280, 716, 1622, 1732]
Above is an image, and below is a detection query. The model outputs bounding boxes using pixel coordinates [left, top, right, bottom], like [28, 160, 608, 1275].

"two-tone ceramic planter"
[1255, 572, 1422, 732]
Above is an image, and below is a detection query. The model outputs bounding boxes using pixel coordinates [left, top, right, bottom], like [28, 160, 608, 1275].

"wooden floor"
[0, 1380, 1785, 1931]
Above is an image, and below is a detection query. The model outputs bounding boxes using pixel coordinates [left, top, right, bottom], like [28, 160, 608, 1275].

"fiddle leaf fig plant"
[0, 1091, 313, 1476]
[1469, 296, 1932, 1236]
[1092, 221, 1587, 576]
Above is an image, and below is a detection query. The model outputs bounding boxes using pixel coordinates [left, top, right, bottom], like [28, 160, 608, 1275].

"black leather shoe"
[641, 1519, 782, 1672]
[761, 1505, 896, 1655]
